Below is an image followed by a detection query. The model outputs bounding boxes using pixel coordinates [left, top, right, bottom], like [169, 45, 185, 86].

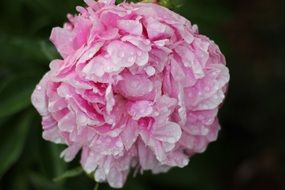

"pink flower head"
[32, 0, 229, 188]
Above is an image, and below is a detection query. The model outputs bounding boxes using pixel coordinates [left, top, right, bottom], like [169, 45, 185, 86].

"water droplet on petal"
[104, 167, 110, 174]
[156, 154, 161, 161]
[119, 51, 125, 58]
[137, 51, 142, 56]
[204, 87, 210, 92]
[36, 85, 42, 90]
[144, 66, 155, 76]
[66, 94, 72, 99]
[144, 40, 151, 45]
[128, 57, 135, 62]
[212, 72, 218, 77]
[168, 137, 175, 143]
[87, 52, 93, 59]
[115, 141, 123, 147]
[110, 131, 118, 137]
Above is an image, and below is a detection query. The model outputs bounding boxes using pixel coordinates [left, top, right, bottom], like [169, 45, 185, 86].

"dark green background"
[0, 0, 284, 190]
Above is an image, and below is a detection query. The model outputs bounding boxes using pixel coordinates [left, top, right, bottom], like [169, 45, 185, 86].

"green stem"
[94, 183, 100, 190]
[141, 0, 157, 3]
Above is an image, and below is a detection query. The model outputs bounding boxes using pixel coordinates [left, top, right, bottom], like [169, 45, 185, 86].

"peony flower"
[31, 0, 229, 188]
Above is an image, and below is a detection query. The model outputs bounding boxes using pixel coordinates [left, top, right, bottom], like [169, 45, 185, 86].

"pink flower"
[31, 0, 229, 188]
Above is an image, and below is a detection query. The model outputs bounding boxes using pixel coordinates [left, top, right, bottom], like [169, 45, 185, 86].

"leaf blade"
[0, 111, 34, 177]
[0, 75, 38, 117]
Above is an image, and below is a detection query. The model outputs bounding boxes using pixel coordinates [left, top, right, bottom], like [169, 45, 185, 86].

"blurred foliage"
[0, 0, 285, 190]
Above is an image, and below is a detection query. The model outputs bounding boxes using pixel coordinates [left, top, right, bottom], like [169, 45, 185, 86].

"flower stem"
[94, 183, 100, 190]
[141, 0, 157, 3]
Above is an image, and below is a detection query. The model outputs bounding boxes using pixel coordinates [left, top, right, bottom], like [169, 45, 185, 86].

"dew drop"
[144, 40, 151, 45]
[115, 141, 123, 147]
[144, 66, 155, 76]
[36, 85, 42, 90]
[119, 51, 125, 58]
[128, 57, 135, 62]
[204, 87, 210, 92]
[168, 137, 175, 143]
[78, 115, 87, 124]
[87, 52, 93, 59]
[110, 131, 118, 137]
[156, 154, 161, 161]
[104, 167, 110, 174]
[201, 128, 209, 135]
[212, 72, 218, 77]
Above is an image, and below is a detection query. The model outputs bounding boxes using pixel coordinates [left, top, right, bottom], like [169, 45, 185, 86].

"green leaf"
[53, 167, 83, 182]
[49, 143, 67, 177]
[0, 111, 34, 177]
[0, 75, 38, 117]
[40, 40, 60, 61]
[29, 171, 64, 190]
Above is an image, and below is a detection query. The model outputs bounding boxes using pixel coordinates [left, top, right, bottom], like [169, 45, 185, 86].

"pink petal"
[128, 101, 153, 120]
[50, 27, 75, 58]
[105, 85, 115, 114]
[117, 19, 143, 35]
[152, 122, 182, 144]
